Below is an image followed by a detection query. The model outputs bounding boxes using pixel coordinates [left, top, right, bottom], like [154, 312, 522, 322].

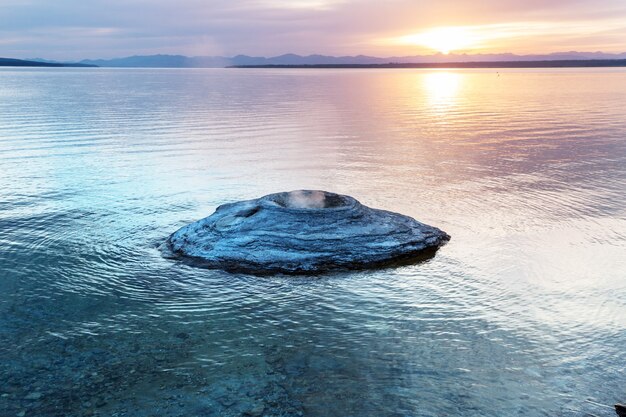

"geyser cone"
[167, 190, 450, 274]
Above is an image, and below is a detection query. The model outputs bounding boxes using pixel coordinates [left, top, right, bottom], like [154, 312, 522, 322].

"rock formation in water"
[166, 190, 450, 274]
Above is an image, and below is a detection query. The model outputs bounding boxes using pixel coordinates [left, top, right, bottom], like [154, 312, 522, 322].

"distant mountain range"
[77, 51, 626, 68]
[3, 52, 626, 69]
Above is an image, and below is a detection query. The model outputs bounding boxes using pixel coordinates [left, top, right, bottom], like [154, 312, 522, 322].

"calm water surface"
[1, 68, 625, 416]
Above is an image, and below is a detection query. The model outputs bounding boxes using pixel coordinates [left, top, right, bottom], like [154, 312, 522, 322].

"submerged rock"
[166, 190, 450, 274]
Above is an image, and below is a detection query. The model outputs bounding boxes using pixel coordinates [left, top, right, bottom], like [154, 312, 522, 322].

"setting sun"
[398, 27, 478, 54]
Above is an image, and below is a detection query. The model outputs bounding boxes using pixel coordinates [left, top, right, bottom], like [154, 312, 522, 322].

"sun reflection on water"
[423, 71, 461, 108]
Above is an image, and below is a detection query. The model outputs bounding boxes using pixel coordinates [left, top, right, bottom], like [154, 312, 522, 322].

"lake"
[1, 67, 625, 416]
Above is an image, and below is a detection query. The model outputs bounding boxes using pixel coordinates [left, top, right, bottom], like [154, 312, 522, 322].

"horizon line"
[14, 49, 626, 63]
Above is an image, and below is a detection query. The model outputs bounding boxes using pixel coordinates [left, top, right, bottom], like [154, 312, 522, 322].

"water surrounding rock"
[166, 190, 450, 274]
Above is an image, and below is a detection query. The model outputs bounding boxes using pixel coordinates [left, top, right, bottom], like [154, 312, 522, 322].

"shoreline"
[229, 59, 626, 69]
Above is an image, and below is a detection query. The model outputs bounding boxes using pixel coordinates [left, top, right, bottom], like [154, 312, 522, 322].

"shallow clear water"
[1, 67, 625, 417]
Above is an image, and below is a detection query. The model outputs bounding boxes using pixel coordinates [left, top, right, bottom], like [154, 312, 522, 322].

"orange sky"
[380, 19, 626, 55]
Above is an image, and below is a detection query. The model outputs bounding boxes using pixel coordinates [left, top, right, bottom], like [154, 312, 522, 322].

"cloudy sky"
[2, 0, 626, 60]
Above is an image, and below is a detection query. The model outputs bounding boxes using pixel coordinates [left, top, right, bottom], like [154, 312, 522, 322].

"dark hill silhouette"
[0, 57, 96, 67]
